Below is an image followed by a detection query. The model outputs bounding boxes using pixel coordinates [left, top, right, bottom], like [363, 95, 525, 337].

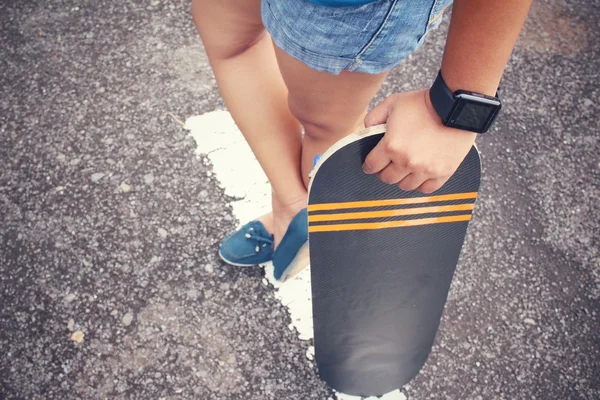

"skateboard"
[307, 124, 481, 396]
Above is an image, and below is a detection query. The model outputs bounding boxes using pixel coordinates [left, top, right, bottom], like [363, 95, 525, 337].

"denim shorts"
[261, 0, 453, 75]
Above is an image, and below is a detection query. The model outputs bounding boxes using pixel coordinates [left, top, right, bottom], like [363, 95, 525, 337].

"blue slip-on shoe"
[218, 221, 274, 267]
[272, 208, 310, 282]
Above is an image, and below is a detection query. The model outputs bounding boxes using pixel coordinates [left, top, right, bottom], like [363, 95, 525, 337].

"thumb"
[364, 96, 393, 127]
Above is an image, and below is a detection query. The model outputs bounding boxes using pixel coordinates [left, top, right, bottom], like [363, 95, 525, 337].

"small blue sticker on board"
[313, 154, 322, 167]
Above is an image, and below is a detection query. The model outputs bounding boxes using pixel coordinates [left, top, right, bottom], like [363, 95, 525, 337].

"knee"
[207, 30, 267, 61]
[290, 108, 332, 142]
[288, 99, 363, 142]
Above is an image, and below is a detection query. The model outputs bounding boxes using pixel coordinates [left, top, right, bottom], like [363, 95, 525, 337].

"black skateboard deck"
[307, 124, 481, 396]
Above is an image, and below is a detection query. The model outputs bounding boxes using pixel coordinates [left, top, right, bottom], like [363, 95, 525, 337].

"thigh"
[274, 44, 388, 137]
[192, 0, 264, 60]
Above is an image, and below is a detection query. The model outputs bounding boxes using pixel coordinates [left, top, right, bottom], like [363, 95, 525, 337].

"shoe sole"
[218, 249, 268, 267]
[218, 214, 311, 280]
[219, 245, 310, 281]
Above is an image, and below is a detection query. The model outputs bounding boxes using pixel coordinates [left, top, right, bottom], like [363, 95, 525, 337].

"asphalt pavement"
[1, 0, 598, 399]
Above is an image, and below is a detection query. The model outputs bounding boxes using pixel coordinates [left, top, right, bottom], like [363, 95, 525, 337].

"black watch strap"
[429, 71, 455, 123]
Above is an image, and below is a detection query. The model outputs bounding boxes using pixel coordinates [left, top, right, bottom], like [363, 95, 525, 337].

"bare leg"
[193, 0, 390, 250]
[273, 45, 389, 188]
[192, 0, 306, 245]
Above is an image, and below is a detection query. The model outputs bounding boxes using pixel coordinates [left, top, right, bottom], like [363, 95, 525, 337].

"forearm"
[441, 0, 533, 95]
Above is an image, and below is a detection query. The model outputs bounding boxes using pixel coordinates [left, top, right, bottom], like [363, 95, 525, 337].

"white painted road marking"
[186, 111, 406, 400]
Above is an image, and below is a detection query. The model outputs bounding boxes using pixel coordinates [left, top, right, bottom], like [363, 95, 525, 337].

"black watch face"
[447, 93, 501, 133]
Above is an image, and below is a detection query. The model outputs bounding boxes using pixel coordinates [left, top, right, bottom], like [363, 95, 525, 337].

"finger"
[364, 96, 393, 128]
[377, 164, 409, 185]
[362, 138, 392, 174]
[398, 173, 427, 192]
[417, 178, 447, 194]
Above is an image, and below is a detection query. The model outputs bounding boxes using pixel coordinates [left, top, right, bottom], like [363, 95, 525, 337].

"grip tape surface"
[308, 133, 481, 396]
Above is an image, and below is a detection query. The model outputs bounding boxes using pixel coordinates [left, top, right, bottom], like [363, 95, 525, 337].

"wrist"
[428, 70, 502, 134]
[423, 90, 476, 141]
[440, 66, 501, 97]
[423, 89, 444, 126]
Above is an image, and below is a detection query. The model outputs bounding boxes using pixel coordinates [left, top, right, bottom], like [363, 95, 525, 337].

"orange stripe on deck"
[308, 192, 478, 212]
[308, 214, 472, 233]
[308, 203, 474, 222]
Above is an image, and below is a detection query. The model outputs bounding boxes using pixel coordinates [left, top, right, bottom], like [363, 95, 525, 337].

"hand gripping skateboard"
[307, 124, 481, 396]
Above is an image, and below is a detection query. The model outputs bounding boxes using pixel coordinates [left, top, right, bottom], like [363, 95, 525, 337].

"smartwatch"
[429, 70, 502, 134]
